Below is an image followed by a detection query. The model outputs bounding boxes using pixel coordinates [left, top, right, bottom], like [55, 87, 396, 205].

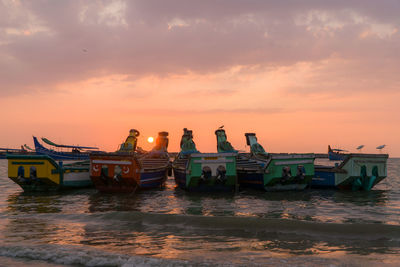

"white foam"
[0, 244, 190, 266]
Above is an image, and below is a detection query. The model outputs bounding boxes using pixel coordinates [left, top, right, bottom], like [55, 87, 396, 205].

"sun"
[147, 136, 154, 143]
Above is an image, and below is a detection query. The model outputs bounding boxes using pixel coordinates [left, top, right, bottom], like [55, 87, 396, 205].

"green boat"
[237, 133, 315, 191]
[172, 128, 238, 192]
[312, 153, 388, 191]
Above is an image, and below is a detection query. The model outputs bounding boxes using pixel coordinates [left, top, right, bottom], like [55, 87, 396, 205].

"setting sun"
[147, 136, 154, 143]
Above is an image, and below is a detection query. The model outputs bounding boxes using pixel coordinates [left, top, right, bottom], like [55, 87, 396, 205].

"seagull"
[376, 145, 386, 150]
[218, 125, 224, 129]
[356, 145, 364, 150]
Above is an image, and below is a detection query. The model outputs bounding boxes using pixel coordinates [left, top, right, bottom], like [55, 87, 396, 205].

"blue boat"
[33, 136, 99, 160]
[328, 145, 347, 160]
[312, 153, 388, 191]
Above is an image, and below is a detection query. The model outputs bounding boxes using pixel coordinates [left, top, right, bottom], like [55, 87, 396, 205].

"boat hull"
[173, 153, 238, 192]
[7, 154, 91, 191]
[90, 154, 170, 193]
[237, 153, 315, 191]
[312, 153, 388, 191]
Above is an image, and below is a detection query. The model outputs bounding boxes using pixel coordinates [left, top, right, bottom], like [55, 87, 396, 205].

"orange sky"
[1, 1, 399, 155]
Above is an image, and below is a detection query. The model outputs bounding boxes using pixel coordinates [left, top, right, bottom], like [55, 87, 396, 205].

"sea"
[0, 158, 399, 267]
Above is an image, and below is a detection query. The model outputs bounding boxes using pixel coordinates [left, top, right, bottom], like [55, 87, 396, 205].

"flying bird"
[82, 49, 88, 52]
[356, 145, 364, 150]
[376, 145, 386, 150]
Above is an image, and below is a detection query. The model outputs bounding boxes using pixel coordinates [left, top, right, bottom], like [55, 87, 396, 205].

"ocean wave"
[11, 210, 400, 240]
[0, 244, 190, 267]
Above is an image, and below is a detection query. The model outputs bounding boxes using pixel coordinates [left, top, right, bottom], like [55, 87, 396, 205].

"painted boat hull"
[173, 153, 238, 192]
[312, 153, 388, 191]
[90, 154, 170, 193]
[7, 154, 91, 191]
[237, 153, 315, 191]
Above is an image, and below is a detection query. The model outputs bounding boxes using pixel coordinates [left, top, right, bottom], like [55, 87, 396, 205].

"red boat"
[90, 154, 140, 193]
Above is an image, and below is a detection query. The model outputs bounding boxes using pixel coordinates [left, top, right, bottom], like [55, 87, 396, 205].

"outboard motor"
[216, 165, 227, 183]
[295, 165, 306, 181]
[281, 166, 292, 183]
[201, 166, 212, 182]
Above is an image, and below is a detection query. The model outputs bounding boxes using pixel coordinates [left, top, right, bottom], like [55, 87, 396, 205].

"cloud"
[1, 0, 400, 96]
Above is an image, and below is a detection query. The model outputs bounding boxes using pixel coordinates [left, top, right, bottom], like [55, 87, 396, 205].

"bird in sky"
[356, 145, 364, 150]
[376, 145, 386, 150]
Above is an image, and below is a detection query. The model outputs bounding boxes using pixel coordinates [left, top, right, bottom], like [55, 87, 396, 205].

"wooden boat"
[90, 130, 170, 193]
[7, 154, 91, 191]
[173, 128, 238, 192]
[33, 136, 99, 160]
[312, 153, 388, 191]
[0, 145, 35, 159]
[237, 133, 315, 191]
[328, 145, 347, 161]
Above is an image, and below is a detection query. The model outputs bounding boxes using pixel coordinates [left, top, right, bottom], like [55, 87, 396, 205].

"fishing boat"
[33, 136, 99, 160]
[7, 154, 91, 191]
[312, 153, 388, 191]
[0, 145, 35, 159]
[237, 133, 315, 191]
[328, 145, 347, 160]
[173, 127, 238, 192]
[90, 129, 170, 193]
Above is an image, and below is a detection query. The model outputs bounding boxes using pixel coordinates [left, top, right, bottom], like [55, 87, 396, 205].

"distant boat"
[90, 130, 170, 193]
[7, 154, 91, 191]
[328, 145, 348, 160]
[0, 146, 34, 159]
[33, 136, 99, 160]
[237, 133, 315, 191]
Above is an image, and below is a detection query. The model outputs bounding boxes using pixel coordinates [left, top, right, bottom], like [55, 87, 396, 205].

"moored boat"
[89, 129, 170, 193]
[173, 128, 238, 192]
[328, 145, 347, 161]
[312, 153, 388, 191]
[33, 136, 99, 160]
[237, 133, 315, 191]
[7, 154, 91, 191]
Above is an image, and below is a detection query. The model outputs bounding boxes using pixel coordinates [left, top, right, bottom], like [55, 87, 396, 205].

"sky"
[0, 0, 399, 155]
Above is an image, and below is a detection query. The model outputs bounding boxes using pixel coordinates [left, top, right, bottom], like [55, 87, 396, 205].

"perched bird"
[218, 125, 224, 129]
[376, 145, 386, 150]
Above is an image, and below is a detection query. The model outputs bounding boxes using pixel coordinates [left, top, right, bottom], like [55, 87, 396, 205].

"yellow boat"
[7, 154, 91, 191]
